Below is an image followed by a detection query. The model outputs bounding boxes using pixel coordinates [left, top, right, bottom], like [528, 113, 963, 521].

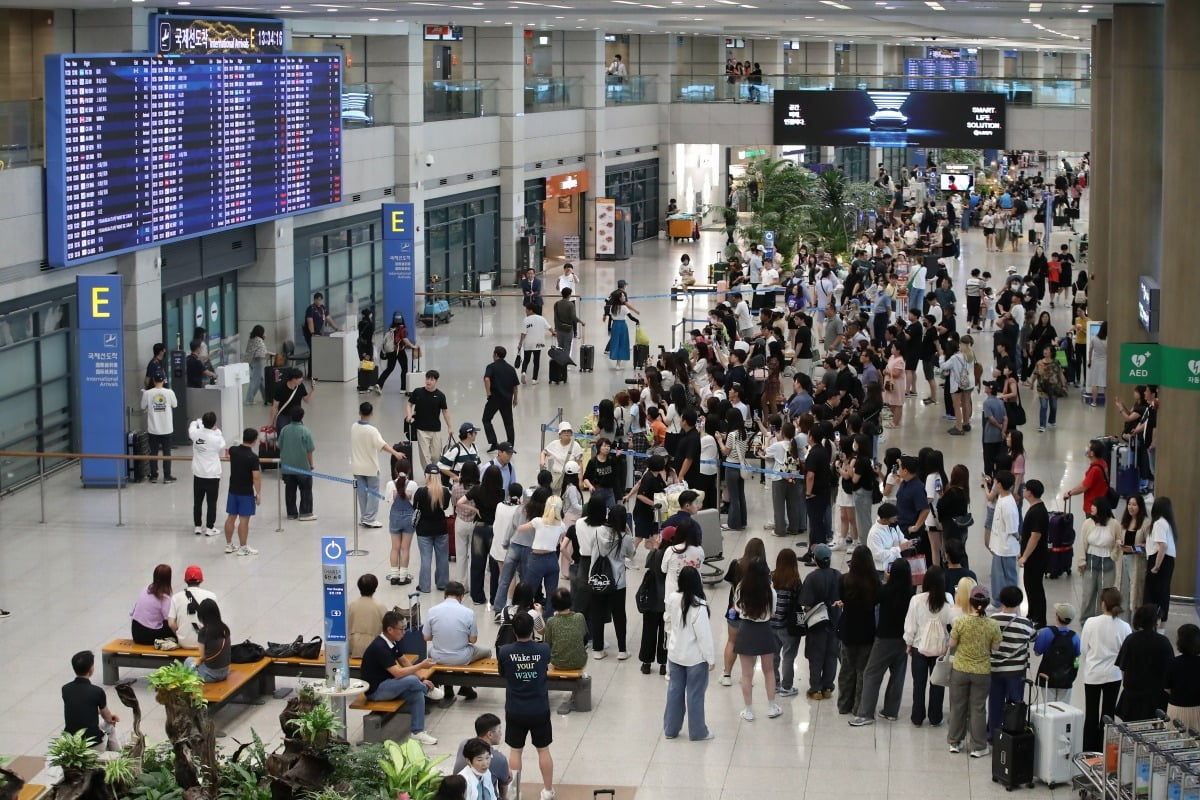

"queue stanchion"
[276, 462, 284, 533]
[38, 455, 45, 525]
[348, 478, 367, 556]
[115, 458, 124, 527]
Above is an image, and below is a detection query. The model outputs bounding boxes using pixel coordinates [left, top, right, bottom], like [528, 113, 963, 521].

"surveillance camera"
[932, 36, 938, 41]
[424, 153, 435, 168]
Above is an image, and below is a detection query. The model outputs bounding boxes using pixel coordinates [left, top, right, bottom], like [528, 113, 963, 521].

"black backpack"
[1037, 628, 1079, 690]
[495, 607, 518, 649]
[588, 534, 620, 595]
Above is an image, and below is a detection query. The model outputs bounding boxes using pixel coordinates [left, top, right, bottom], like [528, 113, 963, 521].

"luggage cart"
[1150, 747, 1200, 800]
[476, 273, 497, 308]
[1168, 762, 1200, 800]
[1073, 751, 1110, 800]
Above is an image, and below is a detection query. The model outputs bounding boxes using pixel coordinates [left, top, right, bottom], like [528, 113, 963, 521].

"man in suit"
[521, 268, 543, 314]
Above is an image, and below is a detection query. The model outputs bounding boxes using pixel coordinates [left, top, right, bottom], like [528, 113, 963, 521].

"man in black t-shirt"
[62, 650, 118, 747]
[1018, 479, 1050, 628]
[801, 421, 834, 564]
[497, 613, 554, 800]
[406, 370, 452, 470]
[672, 410, 702, 488]
[223, 428, 262, 557]
[361, 610, 440, 745]
[482, 347, 520, 451]
[271, 369, 312, 434]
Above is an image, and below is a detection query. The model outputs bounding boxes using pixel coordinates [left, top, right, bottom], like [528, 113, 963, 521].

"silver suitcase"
[1030, 700, 1083, 788]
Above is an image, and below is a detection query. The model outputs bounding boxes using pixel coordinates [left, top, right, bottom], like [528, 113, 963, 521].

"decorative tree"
[146, 662, 217, 799]
[737, 157, 818, 269]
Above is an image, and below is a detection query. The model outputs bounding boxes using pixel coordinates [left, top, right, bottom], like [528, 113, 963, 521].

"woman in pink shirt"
[130, 564, 176, 646]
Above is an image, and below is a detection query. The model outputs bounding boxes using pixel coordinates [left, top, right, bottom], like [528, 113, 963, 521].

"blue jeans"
[725, 467, 747, 529]
[990, 554, 1018, 607]
[664, 661, 710, 740]
[1038, 395, 1058, 428]
[772, 628, 802, 691]
[492, 542, 531, 615]
[368, 675, 427, 733]
[987, 673, 1025, 742]
[245, 362, 266, 404]
[525, 552, 560, 612]
[184, 656, 229, 683]
[417, 534, 449, 593]
[907, 287, 926, 314]
[356, 474, 381, 523]
[470, 525, 494, 605]
[591, 487, 616, 512]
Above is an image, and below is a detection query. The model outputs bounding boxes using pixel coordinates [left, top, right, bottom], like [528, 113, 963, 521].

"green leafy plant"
[738, 157, 818, 267]
[304, 789, 355, 800]
[141, 740, 175, 774]
[46, 730, 101, 773]
[103, 753, 138, 792]
[216, 762, 271, 800]
[327, 742, 387, 798]
[128, 767, 184, 800]
[227, 730, 271, 778]
[379, 740, 446, 800]
[287, 701, 344, 748]
[146, 661, 207, 708]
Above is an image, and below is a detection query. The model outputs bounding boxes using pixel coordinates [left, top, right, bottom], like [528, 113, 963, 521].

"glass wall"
[834, 146, 871, 183]
[425, 188, 501, 300]
[295, 214, 386, 344]
[163, 276, 239, 369]
[0, 289, 74, 491]
[605, 159, 660, 243]
[523, 179, 547, 276]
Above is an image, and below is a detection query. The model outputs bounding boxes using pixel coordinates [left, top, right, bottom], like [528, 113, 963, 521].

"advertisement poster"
[76, 275, 125, 487]
[596, 198, 616, 259]
[774, 89, 1006, 149]
[382, 203, 417, 339]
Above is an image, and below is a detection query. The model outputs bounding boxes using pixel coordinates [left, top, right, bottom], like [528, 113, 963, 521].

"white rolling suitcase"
[1030, 700, 1084, 788]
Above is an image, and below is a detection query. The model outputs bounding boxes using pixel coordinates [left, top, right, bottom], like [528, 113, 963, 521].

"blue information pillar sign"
[763, 230, 776, 264]
[382, 203, 417, 340]
[76, 275, 125, 487]
[322, 537, 349, 688]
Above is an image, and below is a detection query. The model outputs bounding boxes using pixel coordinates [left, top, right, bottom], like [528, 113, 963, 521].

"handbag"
[905, 554, 927, 587]
[930, 652, 955, 686]
[230, 640, 266, 663]
[296, 636, 323, 660]
[265, 636, 303, 659]
[802, 601, 829, 629]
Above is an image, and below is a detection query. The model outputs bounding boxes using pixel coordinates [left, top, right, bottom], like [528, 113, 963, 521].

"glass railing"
[605, 74, 657, 106]
[425, 78, 498, 121]
[0, 99, 44, 168]
[525, 76, 583, 113]
[341, 83, 392, 128]
[670, 74, 1092, 107]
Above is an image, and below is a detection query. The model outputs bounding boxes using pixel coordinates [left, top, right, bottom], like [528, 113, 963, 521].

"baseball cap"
[660, 525, 678, 544]
[814, 543, 832, 564]
[1006, 265, 1019, 273]
[495, 442, 515, 453]
[558, 421, 574, 433]
[184, 565, 204, 583]
[459, 422, 479, 437]
[1055, 602, 1077, 623]
[424, 462, 441, 474]
[617, 279, 627, 288]
[564, 461, 581, 475]
[971, 586, 992, 603]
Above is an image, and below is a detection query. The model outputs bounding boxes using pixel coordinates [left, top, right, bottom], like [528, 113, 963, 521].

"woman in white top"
[1087, 321, 1108, 407]
[581, 506, 635, 660]
[695, 425, 720, 513]
[1077, 497, 1121, 622]
[516, 495, 566, 614]
[1144, 497, 1177, 624]
[757, 418, 805, 538]
[732, 557, 780, 721]
[903, 566, 962, 727]
[661, 518, 706, 598]
[663, 565, 716, 740]
[938, 336, 975, 435]
[540, 423, 583, 492]
[1079, 587, 1132, 751]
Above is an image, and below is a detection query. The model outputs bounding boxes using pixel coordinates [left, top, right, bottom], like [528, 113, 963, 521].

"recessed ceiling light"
[177, 2, 190, 5]
[368, 17, 379, 20]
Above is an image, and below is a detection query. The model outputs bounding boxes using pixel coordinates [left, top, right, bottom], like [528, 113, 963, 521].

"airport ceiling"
[19, 0, 1165, 51]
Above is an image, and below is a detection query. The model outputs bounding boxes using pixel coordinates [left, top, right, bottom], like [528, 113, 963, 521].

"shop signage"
[382, 203, 417, 341]
[545, 171, 589, 198]
[596, 198, 616, 259]
[150, 14, 285, 55]
[76, 275, 125, 487]
[1118, 343, 1160, 385]
[1161, 345, 1200, 392]
[321, 537, 349, 687]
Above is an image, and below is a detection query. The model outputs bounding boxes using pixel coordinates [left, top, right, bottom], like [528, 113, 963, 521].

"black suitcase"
[633, 343, 650, 368]
[358, 366, 379, 392]
[1046, 501, 1075, 579]
[993, 728, 1036, 790]
[548, 358, 568, 385]
[579, 344, 595, 372]
[390, 440, 414, 476]
[127, 430, 150, 482]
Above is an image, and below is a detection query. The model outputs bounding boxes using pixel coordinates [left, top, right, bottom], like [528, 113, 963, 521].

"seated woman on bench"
[184, 599, 230, 683]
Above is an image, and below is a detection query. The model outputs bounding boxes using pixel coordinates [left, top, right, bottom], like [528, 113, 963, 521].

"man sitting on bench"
[424, 581, 491, 701]
[362, 610, 444, 745]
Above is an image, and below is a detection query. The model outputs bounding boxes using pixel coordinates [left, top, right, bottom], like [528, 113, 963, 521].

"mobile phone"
[1133, 546, 1145, 554]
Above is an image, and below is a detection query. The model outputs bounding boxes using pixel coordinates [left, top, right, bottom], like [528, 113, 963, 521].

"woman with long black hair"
[1145, 496, 1177, 623]
[838, 546, 878, 716]
[463, 465, 505, 605]
[376, 313, 415, 393]
[733, 557, 780, 721]
[186, 599, 231, 683]
[663, 565, 715, 740]
[850, 557, 914, 726]
[904, 566, 960, 727]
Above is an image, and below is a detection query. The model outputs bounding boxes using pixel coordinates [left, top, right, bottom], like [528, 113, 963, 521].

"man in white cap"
[540, 422, 582, 492]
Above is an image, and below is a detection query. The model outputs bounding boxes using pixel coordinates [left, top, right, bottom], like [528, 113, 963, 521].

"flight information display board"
[45, 54, 342, 267]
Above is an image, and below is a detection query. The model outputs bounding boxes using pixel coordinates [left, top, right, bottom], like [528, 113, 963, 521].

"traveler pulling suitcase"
[1045, 499, 1075, 579]
[1030, 700, 1083, 788]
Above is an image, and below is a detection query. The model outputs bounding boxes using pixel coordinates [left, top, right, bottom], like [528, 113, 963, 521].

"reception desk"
[311, 332, 357, 382]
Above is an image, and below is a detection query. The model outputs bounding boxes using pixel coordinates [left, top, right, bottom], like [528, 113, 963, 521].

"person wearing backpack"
[1033, 603, 1081, 703]
[637, 532, 670, 676]
[578, 506, 635, 660]
[496, 582, 546, 650]
[903, 566, 961, 727]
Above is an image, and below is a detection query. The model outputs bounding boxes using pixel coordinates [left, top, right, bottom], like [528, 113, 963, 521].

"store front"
[541, 170, 588, 262]
[605, 159, 660, 243]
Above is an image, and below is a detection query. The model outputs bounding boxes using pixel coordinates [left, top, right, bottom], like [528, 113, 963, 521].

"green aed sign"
[1118, 343, 1200, 390]
[1119, 343, 1161, 385]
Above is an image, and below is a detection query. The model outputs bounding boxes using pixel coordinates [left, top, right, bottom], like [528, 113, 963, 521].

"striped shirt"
[989, 611, 1036, 675]
[439, 441, 480, 477]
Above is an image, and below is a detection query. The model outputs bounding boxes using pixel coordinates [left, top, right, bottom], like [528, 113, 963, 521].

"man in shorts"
[497, 613, 555, 800]
[223, 427, 262, 556]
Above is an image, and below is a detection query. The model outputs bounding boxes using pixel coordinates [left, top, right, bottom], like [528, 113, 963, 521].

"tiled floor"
[0, 195, 1190, 798]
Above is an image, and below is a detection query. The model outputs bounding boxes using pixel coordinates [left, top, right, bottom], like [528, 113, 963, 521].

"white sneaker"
[719, 675, 732, 686]
[371, 384, 382, 395]
[521, 373, 528, 384]
[361, 520, 384, 528]
[739, 708, 755, 721]
[411, 730, 438, 746]
[828, 542, 844, 552]
[426, 685, 445, 701]
[531, 379, 539, 385]
[194, 526, 203, 536]
[205, 528, 219, 537]
[237, 545, 259, 556]
[298, 514, 318, 522]
[767, 703, 783, 718]
[539, 790, 555, 800]
[592, 650, 607, 660]
[617, 651, 631, 661]
[224, 543, 237, 554]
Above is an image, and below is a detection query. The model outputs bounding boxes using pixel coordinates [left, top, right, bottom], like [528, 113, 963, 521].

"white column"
[754, 38, 784, 76]
[855, 44, 885, 76]
[118, 248, 162, 410]
[978, 49, 1004, 78]
[240, 218, 296, 349]
[1059, 52, 1084, 80]
[805, 42, 835, 75]
[643, 34, 676, 213]
[477, 26, 526, 281]
[565, 29, 606, 259]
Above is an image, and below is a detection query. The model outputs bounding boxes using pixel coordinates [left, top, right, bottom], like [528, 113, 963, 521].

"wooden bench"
[349, 661, 436, 743]
[16, 784, 48, 800]
[261, 653, 363, 690]
[431, 658, 591, 712]
[101, 639, 199, 685]
[200, 660, 273, 710]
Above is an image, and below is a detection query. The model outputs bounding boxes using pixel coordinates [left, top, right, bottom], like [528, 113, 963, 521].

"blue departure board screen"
[45, 54, 342, 267]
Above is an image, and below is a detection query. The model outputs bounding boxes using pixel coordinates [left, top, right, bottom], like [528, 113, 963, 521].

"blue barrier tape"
[542, 425, 805, 481]
[566, 285, 784, 303]
[280, 464, 389, 500]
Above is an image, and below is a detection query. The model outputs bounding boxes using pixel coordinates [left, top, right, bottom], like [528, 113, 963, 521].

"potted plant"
[46, 730, 101, 800]
[280, 682, 320, 739]
[287, 702, 344, 751]
[145, 662, 217, 795]
[102, 753, 138, 796]
[379, 739, 446, 800]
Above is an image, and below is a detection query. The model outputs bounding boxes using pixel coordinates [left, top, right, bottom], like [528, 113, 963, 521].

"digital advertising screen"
[45, 54, 342, 267]
[940, 172, 975, 192]
[150, 14, 286, 55]
[774, 89, 1006, 149]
